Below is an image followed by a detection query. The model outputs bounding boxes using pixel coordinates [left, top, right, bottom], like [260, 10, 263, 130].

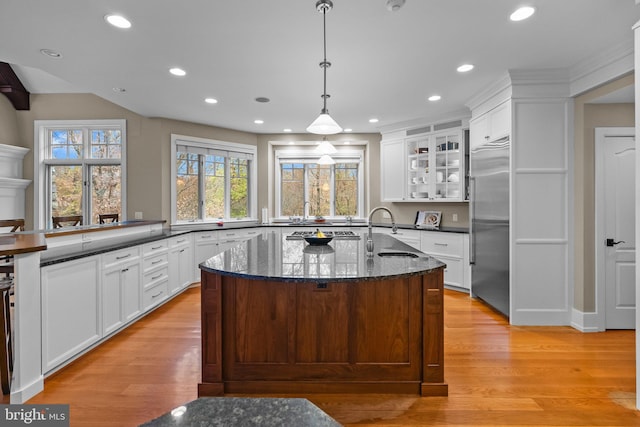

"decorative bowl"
[303, 236, 333, 245]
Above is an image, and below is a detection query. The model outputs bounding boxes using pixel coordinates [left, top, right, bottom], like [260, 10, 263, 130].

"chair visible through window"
[98, 213, 119, 224]
[52, 215, 83, 228]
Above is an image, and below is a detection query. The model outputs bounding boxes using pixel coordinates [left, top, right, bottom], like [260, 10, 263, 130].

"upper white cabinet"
[469, 101, 511, 149]
[381, 126, 467, 202]
[380, 138, 406, 201]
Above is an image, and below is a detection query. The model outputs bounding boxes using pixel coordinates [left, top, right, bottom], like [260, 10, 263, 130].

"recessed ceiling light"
[169, 68, 186, 77]
[40, 49, 62, 58]
[510, 6, 535, 21]
[343, 141, 351, 145]
[254, 119, 264, 124]
[428, 95, 442, 102]
[104, 14, 131, 29]
[288, 141, 295, 145]
[343, 128, 353, 132]
[204, 98, 218, 104]
[112, 87, 126, 93]
[283, 128, 292, 133]
[369, 118, 379, 123]
[457, 64, 474, 73]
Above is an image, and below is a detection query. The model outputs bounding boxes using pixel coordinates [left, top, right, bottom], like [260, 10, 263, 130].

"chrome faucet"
[366, 206, 397, 256]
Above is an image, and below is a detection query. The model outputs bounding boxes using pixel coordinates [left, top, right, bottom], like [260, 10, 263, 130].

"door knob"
[606, 238, 625, 247]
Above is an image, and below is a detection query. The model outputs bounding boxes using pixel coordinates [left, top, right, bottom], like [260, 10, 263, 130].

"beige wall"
[573, 74, 635, 312]
[0, 94, 20, 147]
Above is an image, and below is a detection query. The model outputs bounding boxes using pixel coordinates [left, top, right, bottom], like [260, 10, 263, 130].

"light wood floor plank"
[1, 285, 636, 426]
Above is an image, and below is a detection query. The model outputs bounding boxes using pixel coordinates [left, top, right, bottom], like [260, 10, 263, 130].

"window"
[275, 148, 364, 219]
[34, 120, 126, 229]
[171, 134, 257, 223]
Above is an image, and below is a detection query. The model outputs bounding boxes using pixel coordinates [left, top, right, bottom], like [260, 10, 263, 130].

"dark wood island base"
[198, 265, 447, 397]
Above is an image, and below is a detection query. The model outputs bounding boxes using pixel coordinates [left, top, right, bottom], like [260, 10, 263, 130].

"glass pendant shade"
[315, 139, 337, 154]
[317, 154, 336, 165]
[306, 112, 343, 135]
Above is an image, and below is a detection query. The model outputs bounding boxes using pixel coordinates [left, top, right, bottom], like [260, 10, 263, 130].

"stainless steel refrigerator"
[469, 136, 510, 317]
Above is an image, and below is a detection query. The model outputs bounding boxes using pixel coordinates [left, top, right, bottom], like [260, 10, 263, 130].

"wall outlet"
[452, 213, 458, 222]
[134, 211, 143, 219]
[382, 211, 391, 219]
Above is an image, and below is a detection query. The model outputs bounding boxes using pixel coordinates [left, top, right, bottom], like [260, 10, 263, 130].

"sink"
[377, 251, 419, 258]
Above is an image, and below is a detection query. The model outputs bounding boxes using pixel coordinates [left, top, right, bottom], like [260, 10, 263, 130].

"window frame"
[170, 134, 257, 225]
[34, 119, 127, 229]
[274, 147, 364, 220]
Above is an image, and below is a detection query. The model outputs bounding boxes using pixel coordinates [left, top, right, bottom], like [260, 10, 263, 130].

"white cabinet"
[41, 255, 101, 373]
[169, 234, 194, 295]
[101, 247, 142, 336]
[420, 231, 470, 291]
[375, 227, 422, 251]
[380, 138, 406, 201]
[194, 231, 219, 279]
[470, 101, 510, 149]
[381, 128, 466, 202]
[141, 241, 169, 311]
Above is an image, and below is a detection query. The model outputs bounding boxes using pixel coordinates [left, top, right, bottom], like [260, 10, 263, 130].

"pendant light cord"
[321, 5, 330, 114]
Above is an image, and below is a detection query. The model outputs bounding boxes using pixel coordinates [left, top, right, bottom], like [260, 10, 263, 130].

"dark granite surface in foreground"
[140, 397, 341, 427]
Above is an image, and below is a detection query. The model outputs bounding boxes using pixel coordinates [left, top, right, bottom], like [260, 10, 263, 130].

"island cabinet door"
[220, 276, 423, 385]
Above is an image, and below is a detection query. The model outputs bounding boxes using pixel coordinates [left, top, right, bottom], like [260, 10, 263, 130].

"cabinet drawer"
[170, 235, 191, 248]
[142, 240, 168, 257]
[435, 255, 465, 289]
[421, 232, 463, 257]
[103, 247, 140, 269]
[143, 266, 168, 289]
[195, 232, 218, 243]
[142, 253, 168, 273]
[143, 280, 168, 311]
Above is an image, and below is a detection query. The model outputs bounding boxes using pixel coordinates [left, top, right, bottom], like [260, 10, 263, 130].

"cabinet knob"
[484, 135, 490, 140]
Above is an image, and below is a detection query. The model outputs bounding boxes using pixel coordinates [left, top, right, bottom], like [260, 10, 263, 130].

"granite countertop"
[40, 229, 191, 266]
[200, 231, 445, 282]
[140, 397, 341, 427]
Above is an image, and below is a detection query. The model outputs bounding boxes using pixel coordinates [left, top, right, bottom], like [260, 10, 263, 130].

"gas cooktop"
[286, 230, 361, 240]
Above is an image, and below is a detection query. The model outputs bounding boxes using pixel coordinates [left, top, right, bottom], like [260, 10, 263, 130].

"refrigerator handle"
[469, 176, 476, 265]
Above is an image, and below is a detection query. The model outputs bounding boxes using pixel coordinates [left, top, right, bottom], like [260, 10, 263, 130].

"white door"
[601, 131, 635, 329]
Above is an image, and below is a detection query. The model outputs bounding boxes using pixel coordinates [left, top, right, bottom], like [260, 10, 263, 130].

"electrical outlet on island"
[382, 211, 391, 219]
[452, 213, 458, 222]
[135, 211, 143, 219]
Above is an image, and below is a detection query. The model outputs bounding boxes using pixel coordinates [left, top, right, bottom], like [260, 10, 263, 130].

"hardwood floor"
[3, 285, 638, 426]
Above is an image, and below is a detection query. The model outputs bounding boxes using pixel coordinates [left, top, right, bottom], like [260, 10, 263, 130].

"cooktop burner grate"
[287, 230, 360, 240]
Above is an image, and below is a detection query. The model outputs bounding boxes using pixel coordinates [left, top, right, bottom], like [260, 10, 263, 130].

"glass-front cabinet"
[381, 127, 467, 202]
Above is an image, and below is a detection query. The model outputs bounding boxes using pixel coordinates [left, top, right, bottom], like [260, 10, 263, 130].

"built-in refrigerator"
[469, 136, 510, 317]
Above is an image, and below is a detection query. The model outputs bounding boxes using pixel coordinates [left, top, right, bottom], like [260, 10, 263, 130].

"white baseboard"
[570, 308, 603, 333]
[11, 376, 44, 404]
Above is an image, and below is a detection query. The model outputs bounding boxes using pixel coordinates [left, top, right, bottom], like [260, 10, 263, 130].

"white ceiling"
[1, 0, 638, 134]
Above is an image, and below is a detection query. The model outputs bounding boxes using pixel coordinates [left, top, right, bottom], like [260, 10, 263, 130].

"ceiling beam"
[0, 62, 30, 110]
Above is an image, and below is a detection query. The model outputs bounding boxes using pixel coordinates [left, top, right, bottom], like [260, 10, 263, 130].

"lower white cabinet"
[102, 247, 142, 336]
[41, 255, 101, 373]
[169, 234, 194, 295]
[375, 227, 422, 251]
[420, 231, 470, 291]
[194, 231, 219, 279]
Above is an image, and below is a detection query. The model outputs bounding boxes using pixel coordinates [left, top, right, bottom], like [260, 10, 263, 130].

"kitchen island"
[198, 230, 448, 396]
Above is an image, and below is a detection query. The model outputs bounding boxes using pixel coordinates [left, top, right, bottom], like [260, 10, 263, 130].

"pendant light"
[307, 0, 343, 135]
[315, 137, 336, 165]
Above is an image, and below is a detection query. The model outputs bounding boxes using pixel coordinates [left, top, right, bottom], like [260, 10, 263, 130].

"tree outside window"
[42, 122, 124, 227]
